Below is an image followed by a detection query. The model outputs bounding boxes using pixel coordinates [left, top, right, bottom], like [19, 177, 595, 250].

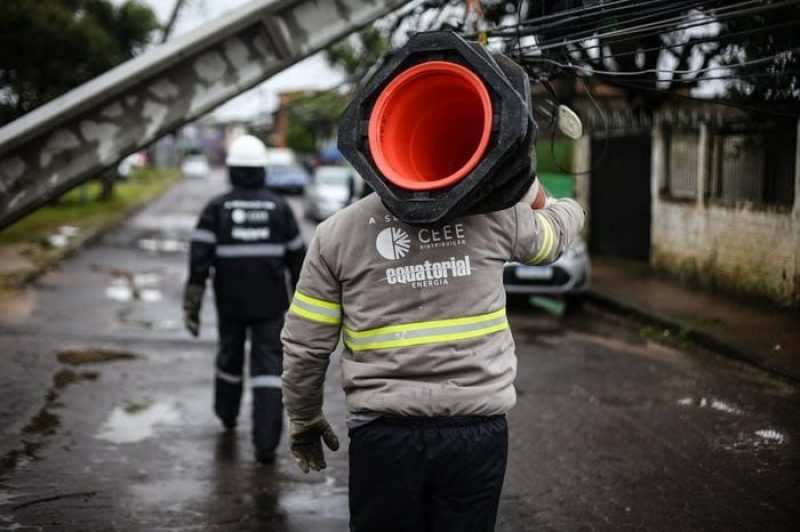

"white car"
[503, 237, 590, 309]
[181, 154, 211, 179]
[305, 166, 358, 221]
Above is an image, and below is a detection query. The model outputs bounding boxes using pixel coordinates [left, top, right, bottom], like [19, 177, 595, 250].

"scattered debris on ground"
[57, 348, 139, 366]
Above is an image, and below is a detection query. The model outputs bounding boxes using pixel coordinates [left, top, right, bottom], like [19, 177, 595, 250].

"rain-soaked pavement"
[0, 170, 797, 531]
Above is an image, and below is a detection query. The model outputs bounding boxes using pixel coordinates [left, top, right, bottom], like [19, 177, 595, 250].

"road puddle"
[103, 272, 164, 303]
[721, 428, 788, 451]
[46, 225, 80, 249]
[754, 429, 785, 444]
[137, 238, 186, 254]
[133, 213, 198, 233]
[105, 284, 162, 303]
[129, 478, 207, 510]
[676, 396, 741, 415]
[96, 401, 181, 445]
[280, 476, 349, 520]
[92, 265, 166, 303]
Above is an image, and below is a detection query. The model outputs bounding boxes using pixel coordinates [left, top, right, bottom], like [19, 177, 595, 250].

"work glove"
[289, 414, 340, 473]
[182, 283, 204, 337]
[522, 177, 548, 210]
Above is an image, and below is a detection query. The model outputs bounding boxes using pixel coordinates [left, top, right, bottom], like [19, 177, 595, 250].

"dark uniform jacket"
[188, 171, 305, 319]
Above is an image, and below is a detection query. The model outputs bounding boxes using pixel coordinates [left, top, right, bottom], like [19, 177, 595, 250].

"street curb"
[1, 176, 181, 289]
[585, 289, 798, 384]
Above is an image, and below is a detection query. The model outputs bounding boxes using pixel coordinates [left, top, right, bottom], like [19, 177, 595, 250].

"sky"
[130, 0, 345, 121]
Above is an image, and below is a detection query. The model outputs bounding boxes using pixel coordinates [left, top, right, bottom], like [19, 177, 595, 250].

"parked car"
[181, 153, 210, 179]
[264, 147, 296, 166]
[504, 180, 589, 309]
[504, 236, 590, 309]
[265, 162, 310, 194]
[305, 165, 358, 221]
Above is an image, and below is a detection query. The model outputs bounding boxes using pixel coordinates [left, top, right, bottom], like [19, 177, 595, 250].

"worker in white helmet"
[183, 134, 306, 463]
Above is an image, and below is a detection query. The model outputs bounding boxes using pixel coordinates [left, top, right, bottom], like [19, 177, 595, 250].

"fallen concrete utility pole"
[0, 0, 406, 229]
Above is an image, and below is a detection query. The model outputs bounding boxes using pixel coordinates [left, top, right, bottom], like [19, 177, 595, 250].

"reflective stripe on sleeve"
[216, 368, 243, 384]
[527, 213, 555, 265]
[191, 228, 216, 244]
[216, 243, 286, 258]
[343, 308, 508, 352]
[289, 291, 342, 325]
[287, 234, 305, 250]
[250, 375, 282, 389]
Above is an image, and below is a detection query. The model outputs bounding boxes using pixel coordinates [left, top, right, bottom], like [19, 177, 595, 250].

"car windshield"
[317, 174, 350, 186]
[315, 168, 351, 186]
[268, 164, 306, 177]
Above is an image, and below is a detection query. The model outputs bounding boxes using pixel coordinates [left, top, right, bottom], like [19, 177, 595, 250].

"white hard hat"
[226, 135, 269, 167]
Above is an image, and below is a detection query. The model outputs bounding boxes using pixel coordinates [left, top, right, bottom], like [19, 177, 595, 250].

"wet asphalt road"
[0, 170, 797, 531]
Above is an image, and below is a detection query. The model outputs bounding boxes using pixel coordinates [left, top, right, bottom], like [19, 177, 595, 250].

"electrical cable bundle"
[397, 0, 800, 118]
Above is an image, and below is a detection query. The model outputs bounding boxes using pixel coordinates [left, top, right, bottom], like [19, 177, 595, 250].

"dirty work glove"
[521, 177, 548, 210]
[182, 283, 204, 337]
[289, 414, 340, 473]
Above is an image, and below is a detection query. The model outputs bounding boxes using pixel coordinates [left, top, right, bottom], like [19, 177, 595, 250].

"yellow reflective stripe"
[342, 308, 506, 339]
[289, 290, 342, 325]
[294, 291, 341, 311]
[528, 213, 555, 264]
[344, 322, 508, 351]
[289, 303, 341, 325]
[342, 308, 508, 352]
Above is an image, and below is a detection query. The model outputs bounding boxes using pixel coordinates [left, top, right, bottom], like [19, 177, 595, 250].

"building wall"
[650, 121, 800, 307]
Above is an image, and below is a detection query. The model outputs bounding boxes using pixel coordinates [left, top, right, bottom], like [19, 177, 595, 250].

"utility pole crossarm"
[0, 0, 406, 229]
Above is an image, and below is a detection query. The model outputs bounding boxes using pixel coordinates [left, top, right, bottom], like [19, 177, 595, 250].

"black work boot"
[255, 449, 276, 464]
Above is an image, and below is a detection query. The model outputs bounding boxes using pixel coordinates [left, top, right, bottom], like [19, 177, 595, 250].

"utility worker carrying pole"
[281, 32, 586, 531]
[183, 134, 306, 464]
[282, 182, 583, 530]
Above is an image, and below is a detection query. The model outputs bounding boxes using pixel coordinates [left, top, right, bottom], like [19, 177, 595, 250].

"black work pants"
[214, 314, 284, 455]
[349, 415, 508, 532]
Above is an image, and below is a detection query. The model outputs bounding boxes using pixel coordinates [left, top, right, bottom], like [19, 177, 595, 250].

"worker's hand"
[522, 178, 548, 210]
[289, 414, 340, 473]
[182, 283, 204, 337]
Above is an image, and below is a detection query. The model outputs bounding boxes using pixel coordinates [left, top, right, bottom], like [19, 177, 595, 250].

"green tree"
[285, 91, 350, 155]
[326, 27, 389, 93]
[0, 0, 159, 125]
[718, 0, 800, 113]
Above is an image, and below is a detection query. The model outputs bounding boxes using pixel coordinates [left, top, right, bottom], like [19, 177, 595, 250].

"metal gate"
[589, 135, 652, 261]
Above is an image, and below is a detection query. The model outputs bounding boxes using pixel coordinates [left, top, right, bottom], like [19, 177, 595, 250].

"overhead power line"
[590, 74, 800, 118]
[481, 0, 702, 37]
[545, 20, 798, 64]
[520, 48, 799, 78]
[509, 0, 797, 55]
[508, 0, 718, 39]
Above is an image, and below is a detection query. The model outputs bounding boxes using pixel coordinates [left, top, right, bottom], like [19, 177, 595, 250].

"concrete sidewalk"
[587, 257, 800, 382]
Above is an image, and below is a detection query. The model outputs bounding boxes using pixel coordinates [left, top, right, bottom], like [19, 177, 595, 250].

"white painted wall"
[649, 121, 800, 306]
